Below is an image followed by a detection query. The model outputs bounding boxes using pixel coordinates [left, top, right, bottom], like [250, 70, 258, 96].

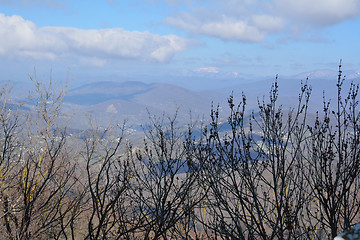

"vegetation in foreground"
[0, 63, 359, 239]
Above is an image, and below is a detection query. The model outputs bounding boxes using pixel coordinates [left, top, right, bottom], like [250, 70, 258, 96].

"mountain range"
[8, 69, 360, 131]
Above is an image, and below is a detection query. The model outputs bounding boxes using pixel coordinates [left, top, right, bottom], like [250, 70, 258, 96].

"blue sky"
[0, 0, 359, 89]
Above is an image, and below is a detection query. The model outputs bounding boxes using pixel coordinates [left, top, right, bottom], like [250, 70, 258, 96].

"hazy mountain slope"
[223, 71, 360, 112]
[62, 81, 220, 129]
[132, 82, 213, 114]
[64, 81, 152, 105]
[11, 70, 358, 131]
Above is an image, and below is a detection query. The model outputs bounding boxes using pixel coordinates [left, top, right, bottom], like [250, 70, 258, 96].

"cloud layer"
[274, 0, 360, 26]
[164, 0, 360, 42]
[0, 13, 196, 63]
[166, 14, 283, 42]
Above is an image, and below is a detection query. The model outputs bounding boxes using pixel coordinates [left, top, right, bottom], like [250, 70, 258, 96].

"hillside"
[61, 81, 221, 130]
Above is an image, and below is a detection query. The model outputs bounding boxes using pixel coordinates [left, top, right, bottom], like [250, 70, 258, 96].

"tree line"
[0, 64, 359, 239]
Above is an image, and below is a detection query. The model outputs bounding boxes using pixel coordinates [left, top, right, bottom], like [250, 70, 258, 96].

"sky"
[0, 0, 359, 89]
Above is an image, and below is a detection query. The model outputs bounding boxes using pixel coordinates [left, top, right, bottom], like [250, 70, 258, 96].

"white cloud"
[165, 11, 284, 42]
[164, 0, 360, 42]
[274, 0, 360, 26]
[250, 15, 284, 32]
[199, 17, 266, 42]
[0, 13, 196, 63]
[166, 15, 270, 42]
[194, 67, 219, 73]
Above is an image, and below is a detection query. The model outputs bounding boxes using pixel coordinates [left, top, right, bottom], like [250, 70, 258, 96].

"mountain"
[62, 81, 222, 130]
[64, 81, 152, 105]
[8, 68, 358, 131]
[222, 69, 360, 112]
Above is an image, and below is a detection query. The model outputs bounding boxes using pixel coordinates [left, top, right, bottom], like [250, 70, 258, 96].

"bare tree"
[0, 82, 24, 239]
[304, 63, 360, 239]
[127, 113, 205, 239]
[0, 75, 83, 240]
[197, 79, 312, 239]
[82, 122, 143, 240]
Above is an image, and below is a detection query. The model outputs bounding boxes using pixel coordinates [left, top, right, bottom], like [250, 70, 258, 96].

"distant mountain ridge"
[61, 80, 220, 129]
[64, 81, 153, 105]
[7, 68, 359, 131]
